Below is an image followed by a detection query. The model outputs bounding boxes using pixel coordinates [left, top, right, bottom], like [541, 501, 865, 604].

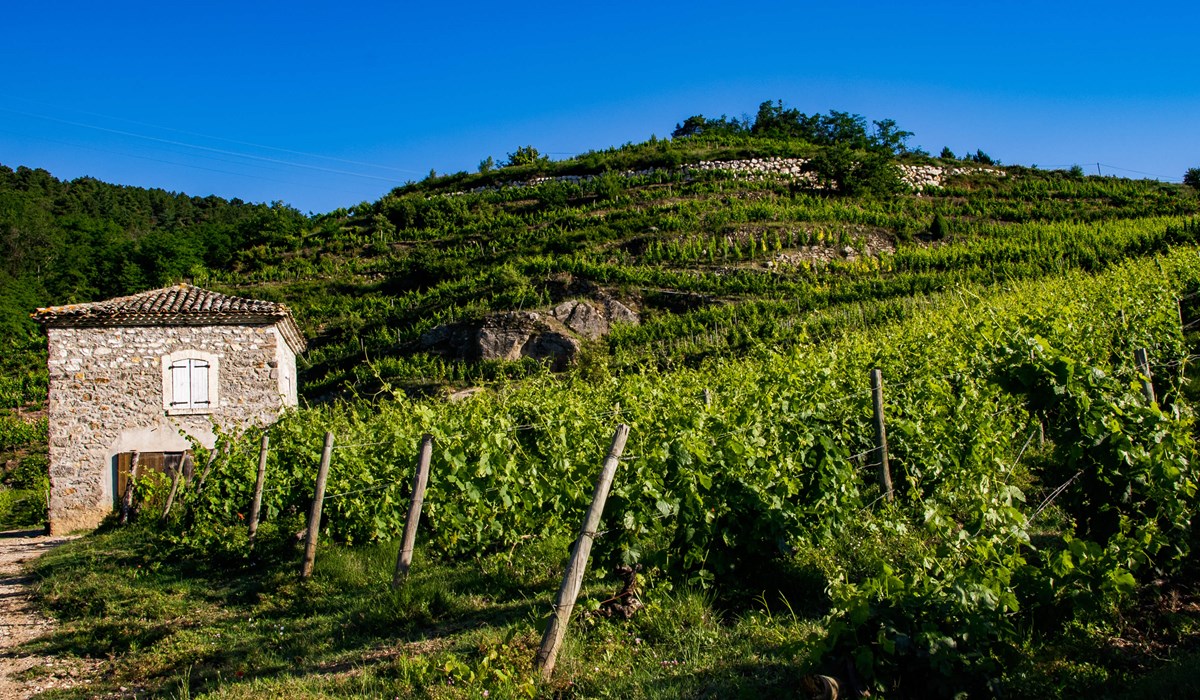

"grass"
[23, 523, 1200, 698]
[24, 525, 830, 699]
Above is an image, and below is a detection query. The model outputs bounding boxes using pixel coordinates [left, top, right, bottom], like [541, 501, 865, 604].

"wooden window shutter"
[191, 359, 210, 406]
[171, 359, 191, 406]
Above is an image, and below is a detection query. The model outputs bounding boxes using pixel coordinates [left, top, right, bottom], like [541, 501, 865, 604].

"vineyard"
[4, 120, 1200, 697]
[23, 248, 1195, 698]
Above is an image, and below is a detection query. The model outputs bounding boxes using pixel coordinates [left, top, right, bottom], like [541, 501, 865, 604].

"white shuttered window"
[163, 352, 218, 413]
[169, 359, 210, 408]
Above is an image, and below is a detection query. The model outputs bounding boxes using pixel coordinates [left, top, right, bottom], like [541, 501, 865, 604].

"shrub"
[930, 212, 949, 240]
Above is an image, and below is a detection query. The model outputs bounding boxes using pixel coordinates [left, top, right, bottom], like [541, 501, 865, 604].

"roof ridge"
[32, 284, 306, 353]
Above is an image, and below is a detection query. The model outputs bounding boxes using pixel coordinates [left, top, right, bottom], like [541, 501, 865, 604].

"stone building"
[34, 284, 305, 534]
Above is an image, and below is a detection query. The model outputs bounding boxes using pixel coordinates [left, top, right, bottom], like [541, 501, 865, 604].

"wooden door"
[114, 451, 191, 507]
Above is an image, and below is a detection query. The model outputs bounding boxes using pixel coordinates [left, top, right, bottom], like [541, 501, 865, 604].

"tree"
[672, 114, 745, 138]
[1184, 168, 1200, 189]
[672, 115, 709, 138]
[478, 156, 495, 174]
[505, 146, 546, 167]
[808, 144, 902, 196]
[870, 119, 913, 156]
[940, 147, 957, 160]
[968, 149, 996, 166]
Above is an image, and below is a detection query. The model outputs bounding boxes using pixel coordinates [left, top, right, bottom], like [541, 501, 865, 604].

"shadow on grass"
[24, 526, 563, 697]
[1113, 650, 1200, 699]
[568, 657, 813, 700]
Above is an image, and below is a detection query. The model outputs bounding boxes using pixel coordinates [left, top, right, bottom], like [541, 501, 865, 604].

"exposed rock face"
[604, 299, 640, 326]
[420, 311, 581, 370]
[447, 387, 485, 402]
[551, 300, 608, 340]
[549, 298, 641, 340]
[476, 312, 542, 361]
[421, 298, 639, 371]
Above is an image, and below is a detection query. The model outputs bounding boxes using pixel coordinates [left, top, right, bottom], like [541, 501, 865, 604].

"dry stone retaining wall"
[452, 159, 1005, 196]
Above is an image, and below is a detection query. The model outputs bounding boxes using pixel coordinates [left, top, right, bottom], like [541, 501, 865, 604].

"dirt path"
[0, 529, 92, 698]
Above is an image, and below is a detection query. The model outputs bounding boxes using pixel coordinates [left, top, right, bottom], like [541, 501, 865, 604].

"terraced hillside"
[194, 138, 1199, 398]
[4, 110, 1200, 698]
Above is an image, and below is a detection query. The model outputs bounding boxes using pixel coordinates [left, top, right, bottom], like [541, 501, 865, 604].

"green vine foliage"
[156, 249, 1200, 694]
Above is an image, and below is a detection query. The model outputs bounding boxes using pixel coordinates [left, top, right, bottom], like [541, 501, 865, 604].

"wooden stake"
[392, 434, 434, 585]
[300, 432, 334, 580]
[870, 369, 894, 502]
[534, 424, 630, 680]
[194, 445, 222, 496]
[119, 451, 141, 524]
[1135, 348, 1156, 404]
[161, 460, 181, 520]
[1030, 349, 1045, 448]
[248, 433, 270, 545]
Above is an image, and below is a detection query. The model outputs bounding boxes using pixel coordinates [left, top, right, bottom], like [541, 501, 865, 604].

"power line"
[1097, 163, 1181, 181]
[0, 127, 371, 201]
[0, 96, 424, 175]
[1, 107, 411, 185]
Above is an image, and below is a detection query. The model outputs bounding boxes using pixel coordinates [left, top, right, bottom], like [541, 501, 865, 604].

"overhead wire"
[0, 95, 423, 174]
[1, 106, 411, 184]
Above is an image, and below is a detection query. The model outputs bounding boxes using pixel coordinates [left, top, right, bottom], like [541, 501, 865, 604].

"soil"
[0, 529, 94, 698]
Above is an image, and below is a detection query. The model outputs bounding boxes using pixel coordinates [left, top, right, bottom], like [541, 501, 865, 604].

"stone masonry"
[450, 159, 1006, 196]
[35, 285, 304, 534]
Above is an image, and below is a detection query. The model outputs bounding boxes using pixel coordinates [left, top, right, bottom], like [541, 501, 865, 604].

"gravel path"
[0, 529, 91, 698]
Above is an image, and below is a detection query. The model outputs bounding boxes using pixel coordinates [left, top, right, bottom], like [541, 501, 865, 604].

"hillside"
[170, 136, 1200, 399]
[3, 106, 1198, 406]
[4, 103, 1200, 698]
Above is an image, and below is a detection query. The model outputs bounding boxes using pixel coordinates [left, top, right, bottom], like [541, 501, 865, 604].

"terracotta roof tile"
[33, 284, 306, 353]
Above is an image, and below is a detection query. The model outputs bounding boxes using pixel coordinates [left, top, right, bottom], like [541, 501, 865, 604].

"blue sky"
[2, 1, 1197, 213]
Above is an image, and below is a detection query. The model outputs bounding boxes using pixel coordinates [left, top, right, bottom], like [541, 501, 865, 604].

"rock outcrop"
[420, 311, 580, 370]
[549, 298, 640, 341]
[420, 298, 640, 371]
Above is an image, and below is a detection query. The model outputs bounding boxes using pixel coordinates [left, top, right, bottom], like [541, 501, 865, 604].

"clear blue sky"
[2, 1, 1197, 214]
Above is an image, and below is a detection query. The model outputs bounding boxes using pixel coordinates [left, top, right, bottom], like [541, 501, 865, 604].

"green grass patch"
[27, 526, 834, 699]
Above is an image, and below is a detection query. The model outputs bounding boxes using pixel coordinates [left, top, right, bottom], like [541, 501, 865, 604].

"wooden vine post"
[248, 433, 270, 545]
[534, 424, 630, 680]
[870, 369, 894, 502]
[392, 434, 434, 585]
[119, 450, 141, 525]
[1030, 349, 1045, 447]
[1135, 348, 1155, 404]
[299, 432, 334, 579]
[161, 458, 181, 520]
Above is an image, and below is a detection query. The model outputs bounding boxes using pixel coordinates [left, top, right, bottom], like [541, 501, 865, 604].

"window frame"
[161, 350, 219, 415]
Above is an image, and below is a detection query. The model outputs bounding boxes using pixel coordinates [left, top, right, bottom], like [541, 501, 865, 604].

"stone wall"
[46, 322, 293, 533]
[682, 158, 1003, 191]
[451, 159, 1005, 196]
